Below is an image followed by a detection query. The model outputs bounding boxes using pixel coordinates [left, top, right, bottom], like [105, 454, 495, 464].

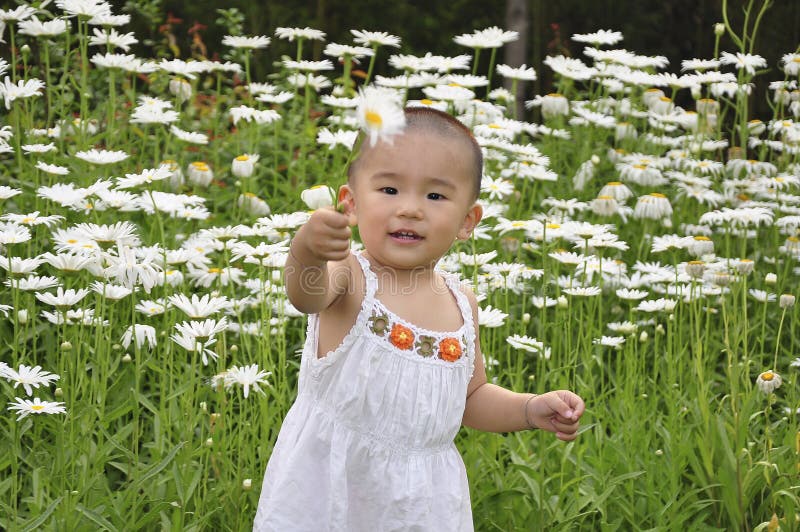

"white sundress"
[253, 252, 476, 532]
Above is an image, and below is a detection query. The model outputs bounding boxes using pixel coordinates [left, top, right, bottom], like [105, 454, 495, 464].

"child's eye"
[380, 187, 398, 195]
[427, 192, 445, 200]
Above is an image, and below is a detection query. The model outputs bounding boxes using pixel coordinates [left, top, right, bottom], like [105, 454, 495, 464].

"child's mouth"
[389, 230, 423, 241]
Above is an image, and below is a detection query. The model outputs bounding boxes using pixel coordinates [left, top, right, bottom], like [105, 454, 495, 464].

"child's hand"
[527, 391, 585, 441]
[292, 206, 353, 264]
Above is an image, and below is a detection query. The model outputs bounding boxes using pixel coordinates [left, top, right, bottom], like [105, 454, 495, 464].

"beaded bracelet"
[524, 394, 538, 430]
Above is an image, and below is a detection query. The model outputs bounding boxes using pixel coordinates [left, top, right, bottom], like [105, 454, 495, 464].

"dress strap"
[353, 252, 378, 305]
[442, 273, 477, 370]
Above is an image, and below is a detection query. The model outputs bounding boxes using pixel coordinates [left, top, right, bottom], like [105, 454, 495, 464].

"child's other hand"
[527, 391, 585, 441]
[294, 207, 353, 263]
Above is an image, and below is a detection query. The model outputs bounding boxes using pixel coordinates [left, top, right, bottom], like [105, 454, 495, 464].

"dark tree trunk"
[504, 0, 529, 119]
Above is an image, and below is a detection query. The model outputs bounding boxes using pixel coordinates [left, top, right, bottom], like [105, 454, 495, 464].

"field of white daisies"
[1, 0, 799, 529]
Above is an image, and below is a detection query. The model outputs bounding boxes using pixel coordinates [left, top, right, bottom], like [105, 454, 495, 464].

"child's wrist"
[289, 241, 325, 270]
[524, 394, 538, 430]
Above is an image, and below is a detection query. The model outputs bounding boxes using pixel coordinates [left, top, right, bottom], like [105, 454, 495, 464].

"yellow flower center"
[694, 236, 711, 241]
[67, 239, 78, 244]
[597, 195, 613, 200]
[607, 181, 622, 186]
[420, 98, 434, 105]
[511, 221, 526, 228]
[22, 217, 34, 224]
[488, 124, 502, 129]
[659, 96, 671, 102]
[31, 405, 45, 411]
[787, 236, 799, 243]
[208, 267, 222, 274]
[761, 372, 774, 381]
[235, 155, 249, 161]
[688, 260, 705, 265]
[365, 110, 383, 127]
[546, 93, 564, 98]
[650, 193, 667, 198]
[546, 223, 561, 229]
[633, 164, 648, 170]
[244, 192, 257, 198]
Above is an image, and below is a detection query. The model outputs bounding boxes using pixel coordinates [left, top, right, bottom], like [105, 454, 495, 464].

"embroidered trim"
[369, 308, 465, 362]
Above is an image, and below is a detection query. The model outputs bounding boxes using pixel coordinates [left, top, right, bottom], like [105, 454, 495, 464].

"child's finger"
[544, 393, 575, 421]
[549, 418, 579, 434]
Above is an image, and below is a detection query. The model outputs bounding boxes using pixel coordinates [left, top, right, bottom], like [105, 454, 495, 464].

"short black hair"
[347, 106, 483, 200]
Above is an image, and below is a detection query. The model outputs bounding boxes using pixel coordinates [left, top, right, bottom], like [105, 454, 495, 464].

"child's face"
[340, 129, 482, 271]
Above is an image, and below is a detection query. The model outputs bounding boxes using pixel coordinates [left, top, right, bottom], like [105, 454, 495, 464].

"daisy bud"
[748, 119, 766, 136]
[735, 259, 754, 275]
[271, 270, 282, 282]
[642, 88, 665, 108]
[656, 324, 665, 335]
[161, 159, 184, 190]
[655, 449, 663, 456]
[634, 193, 672, 221]
[122, 354, 132, 362]
[21, 45, 31, 59]
[540, 93, 570, 120]
[200, 401, 207, 411]
[230, 345, 239, 353]
[780, 294, 796, 308]
[169, 78, 193, 101]
[765, 273, 777, 285]
[712, 271, 731, 287]
[54, 387, 63, 397]
[242, 479, 252, 490]
[714, 23, 725, 36]
[187, 161, 214, 187]
[210, 413, 221, 423]
[686, 260, 706, 279]
[615, 122, 637, 141]
[591, 155, 600, 165]
[696, 98, 720, 116]
[232, 154, 259, 178]
[61, 341, 72, 351]
[205, 437, 213, 447]
[557, 295, 568, 309]
[649, 96, 674, 115]
[300, 185, 336, 210]
[639, 331, 649, 342]
[522, 312, 531, 324]
[238, 193, 271, 216]
[756, 370, 782, 394]
[16, 309, 28, 324]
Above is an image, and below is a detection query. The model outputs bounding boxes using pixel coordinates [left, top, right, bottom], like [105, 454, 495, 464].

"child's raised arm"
[460, 289, 585, 441]
[285, 206, 354, 314]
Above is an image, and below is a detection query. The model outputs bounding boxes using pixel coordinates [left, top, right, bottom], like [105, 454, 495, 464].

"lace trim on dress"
[367, 307, 467, 362]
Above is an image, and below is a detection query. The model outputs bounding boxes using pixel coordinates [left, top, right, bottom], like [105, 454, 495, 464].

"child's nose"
[396, 197, 423, 219]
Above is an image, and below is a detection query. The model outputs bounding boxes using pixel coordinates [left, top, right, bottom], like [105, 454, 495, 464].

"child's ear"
[457, 202, 483, 240]
[338, 184, 357, 226]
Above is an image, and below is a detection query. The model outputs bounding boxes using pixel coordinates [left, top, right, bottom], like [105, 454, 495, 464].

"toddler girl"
[253, 107, 584, 531]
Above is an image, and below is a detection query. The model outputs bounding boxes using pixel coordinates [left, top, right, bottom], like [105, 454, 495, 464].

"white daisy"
[355, 85, 406, 146]
[7, 397, 67, 420]
[1, 365, 60, 396]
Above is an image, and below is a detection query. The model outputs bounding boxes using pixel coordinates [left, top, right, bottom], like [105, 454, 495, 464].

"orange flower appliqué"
[438, 338, 462, 362]
[389, 323, 415, 350]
